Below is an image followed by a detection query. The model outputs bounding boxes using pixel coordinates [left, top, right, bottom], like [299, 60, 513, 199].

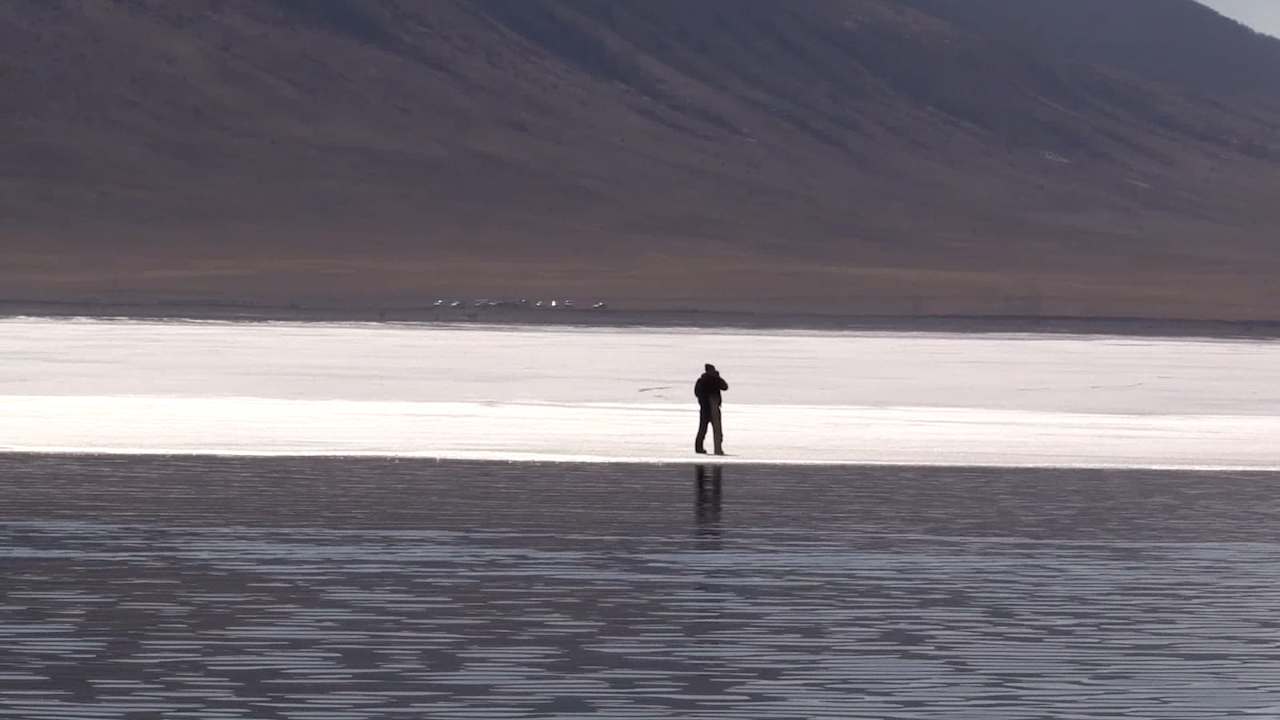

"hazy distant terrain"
[5, 0, 1280, 318]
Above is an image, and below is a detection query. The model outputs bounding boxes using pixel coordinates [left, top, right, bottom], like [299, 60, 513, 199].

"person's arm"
[718, 376, 729, 391]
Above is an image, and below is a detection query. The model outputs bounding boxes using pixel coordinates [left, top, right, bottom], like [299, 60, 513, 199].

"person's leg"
[710, 403, 724, 454]
[695, 405, 710, 453]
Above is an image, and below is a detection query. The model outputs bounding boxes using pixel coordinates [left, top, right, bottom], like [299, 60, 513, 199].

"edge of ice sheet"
[5, 396, 1280, 471]
[2, 448, 1278, 473]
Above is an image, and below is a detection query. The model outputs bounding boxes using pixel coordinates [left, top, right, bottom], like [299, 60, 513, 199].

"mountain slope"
[907, 0, 1280, 98]
[3, 0, 1280, 318]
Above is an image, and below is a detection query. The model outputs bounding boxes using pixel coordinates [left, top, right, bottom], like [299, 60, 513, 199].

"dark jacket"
[694, 371, 728, 407]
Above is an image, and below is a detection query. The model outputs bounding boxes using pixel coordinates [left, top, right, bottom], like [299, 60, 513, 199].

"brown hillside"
[3, 0, 1280, 318]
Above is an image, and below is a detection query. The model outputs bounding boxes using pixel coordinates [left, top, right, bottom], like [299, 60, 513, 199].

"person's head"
[705, 363, 716, 374]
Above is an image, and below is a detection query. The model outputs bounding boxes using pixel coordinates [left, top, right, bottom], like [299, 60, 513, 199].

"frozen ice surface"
[3, 317, 1280, 468]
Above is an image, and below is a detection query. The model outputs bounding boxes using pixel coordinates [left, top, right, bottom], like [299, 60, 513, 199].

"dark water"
[2, 457, 1280, 719]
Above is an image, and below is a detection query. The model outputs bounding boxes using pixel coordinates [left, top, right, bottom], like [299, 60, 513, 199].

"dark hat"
[705, 363, 716, 372]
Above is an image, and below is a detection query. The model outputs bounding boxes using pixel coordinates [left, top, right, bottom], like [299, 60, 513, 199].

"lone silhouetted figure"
[694, 363, 728, 455]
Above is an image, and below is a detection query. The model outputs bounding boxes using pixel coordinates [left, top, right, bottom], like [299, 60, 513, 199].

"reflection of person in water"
[695, 465, 723, 547]
[694, 364, 729, 455]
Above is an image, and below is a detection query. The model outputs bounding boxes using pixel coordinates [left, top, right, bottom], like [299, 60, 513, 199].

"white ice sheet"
[3, 318, 1279, 468]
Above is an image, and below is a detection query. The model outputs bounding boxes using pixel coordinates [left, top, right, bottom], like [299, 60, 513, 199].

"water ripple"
[1, 457, 1279, 718]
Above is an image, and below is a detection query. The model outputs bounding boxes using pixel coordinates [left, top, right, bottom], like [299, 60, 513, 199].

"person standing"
[694, 363, 729, 455]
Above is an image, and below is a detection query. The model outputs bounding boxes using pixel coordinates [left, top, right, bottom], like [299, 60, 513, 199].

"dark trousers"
[695, 402, 723, 453]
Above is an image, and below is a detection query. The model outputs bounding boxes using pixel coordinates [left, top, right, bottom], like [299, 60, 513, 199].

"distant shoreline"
[4, 299, 1280, 339]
